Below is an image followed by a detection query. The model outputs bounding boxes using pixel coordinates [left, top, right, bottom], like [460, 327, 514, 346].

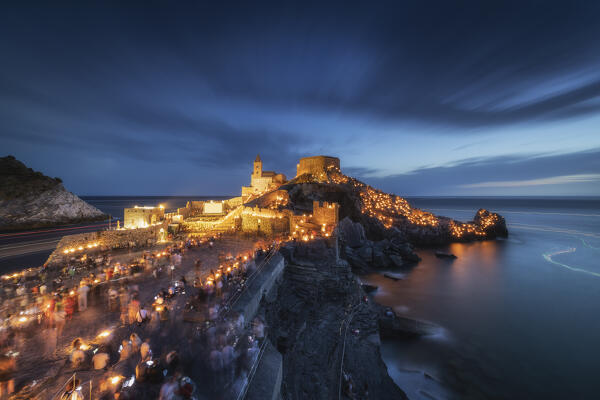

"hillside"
[0, 156, 106, 230]
[268, 169, 508, 246]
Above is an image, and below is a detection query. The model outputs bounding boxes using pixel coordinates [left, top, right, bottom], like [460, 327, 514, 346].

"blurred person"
[77, 282, 90, 311]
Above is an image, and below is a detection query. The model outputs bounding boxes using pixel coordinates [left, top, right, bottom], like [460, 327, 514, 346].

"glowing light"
[110, 376, 122, 385]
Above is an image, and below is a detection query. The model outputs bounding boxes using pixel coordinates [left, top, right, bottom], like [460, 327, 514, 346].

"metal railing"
[236, 334, 269, 400]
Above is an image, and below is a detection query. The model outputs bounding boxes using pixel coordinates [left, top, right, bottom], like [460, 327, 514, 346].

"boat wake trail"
[542, 248, 600, 278]
[581, 239, 600, 251]
[510, 223, 600, 239]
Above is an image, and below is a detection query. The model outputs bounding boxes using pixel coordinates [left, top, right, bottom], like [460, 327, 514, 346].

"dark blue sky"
[1, 1, 599, 196]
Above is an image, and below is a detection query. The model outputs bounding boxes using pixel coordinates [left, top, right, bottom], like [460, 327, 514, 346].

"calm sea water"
[363, 197, 600, 400]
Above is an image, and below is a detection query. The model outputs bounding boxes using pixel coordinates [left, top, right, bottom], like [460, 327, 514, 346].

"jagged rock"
[373, 248, 390, 268]
[265, 242, 408, 400]
[388, 254, 405, 268]
[473, 208, 508, 237]
[374, 239, 390, 251]
[362, 284, 378, 293]
[345, 252, 370, 272]
[338, 217, 366, 248]
[378, 307, 440, 338]
[435, 251, 457, 259]
[357, 245, 373, 262]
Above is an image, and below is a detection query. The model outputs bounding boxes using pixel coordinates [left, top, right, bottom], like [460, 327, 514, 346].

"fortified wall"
[296, 155, 340, 178]
[46, 222, 168, 266]
[312, 201, 339, 227]
[240, 206, 290, 236]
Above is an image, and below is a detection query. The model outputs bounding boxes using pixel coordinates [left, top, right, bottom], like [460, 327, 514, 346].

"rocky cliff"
[267, 240, 408, 400]
[0, 156, 105, 230]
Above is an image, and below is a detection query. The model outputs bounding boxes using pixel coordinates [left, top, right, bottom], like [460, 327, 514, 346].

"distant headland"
[0, 155, 106, 230]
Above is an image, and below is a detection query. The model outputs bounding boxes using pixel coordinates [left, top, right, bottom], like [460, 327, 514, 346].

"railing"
[338, 304, 360, 400]
[236, 334, 269, 400]
[222, 243, 281, 316]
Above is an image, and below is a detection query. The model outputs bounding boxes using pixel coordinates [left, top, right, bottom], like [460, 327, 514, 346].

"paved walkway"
[12, 236, 260, 399]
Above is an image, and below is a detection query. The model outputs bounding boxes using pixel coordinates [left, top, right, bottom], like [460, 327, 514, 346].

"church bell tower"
[253, 154, 262, 177]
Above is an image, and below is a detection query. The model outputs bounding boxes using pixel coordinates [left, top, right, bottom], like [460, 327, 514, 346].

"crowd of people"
[0, 234, 279, 399]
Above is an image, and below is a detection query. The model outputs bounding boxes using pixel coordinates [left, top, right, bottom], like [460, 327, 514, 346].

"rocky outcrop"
[339, 217, 421, 272]
[265, 240, 407, 399]
[0, 156, 105, 229]
[277, 173, 508, 248]
[377, 306, 441, 338]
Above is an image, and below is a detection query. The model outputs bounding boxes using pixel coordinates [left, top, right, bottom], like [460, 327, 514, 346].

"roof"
[261, 171, 276, 177]
[255, 154, 262, 162]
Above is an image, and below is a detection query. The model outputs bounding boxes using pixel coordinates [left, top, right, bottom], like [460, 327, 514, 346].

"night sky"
[1, 1, 599, 196]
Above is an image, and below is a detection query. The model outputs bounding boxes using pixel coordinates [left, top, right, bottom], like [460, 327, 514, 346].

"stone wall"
[224, 197, 243, 209]
[312, 200, 339, 227]
[232, 253, 284, 322]
[240, 206, 290, 236]
[47, 222, 168, 265]
[296, 155, 340, 178]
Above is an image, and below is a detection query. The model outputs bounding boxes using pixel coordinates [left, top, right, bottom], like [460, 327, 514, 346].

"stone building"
[203, 200, 224, 214]
[124, 206, 165, 229]
[242, 155, 287, 200]
[312, 200, 339, 227]
[296, 155, 340, 178]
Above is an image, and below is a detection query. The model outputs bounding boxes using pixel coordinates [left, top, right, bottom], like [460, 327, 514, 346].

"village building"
[124, 206, 165, 229]
[241, 155, 287, 200]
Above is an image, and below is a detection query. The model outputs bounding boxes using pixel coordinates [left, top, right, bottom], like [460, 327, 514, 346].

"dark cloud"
[357, 148, 600, 196]
[0, 1, 599, 194]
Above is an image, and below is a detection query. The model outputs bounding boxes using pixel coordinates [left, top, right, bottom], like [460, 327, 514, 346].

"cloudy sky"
[1, 1, 599, 196]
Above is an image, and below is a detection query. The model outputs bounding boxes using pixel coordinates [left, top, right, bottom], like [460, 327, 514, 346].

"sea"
[362, 197, 600, 400]
[3, 196, 600, 399]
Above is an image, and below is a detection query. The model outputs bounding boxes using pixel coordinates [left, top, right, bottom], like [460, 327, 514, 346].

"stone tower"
[253, 154, 262, 177]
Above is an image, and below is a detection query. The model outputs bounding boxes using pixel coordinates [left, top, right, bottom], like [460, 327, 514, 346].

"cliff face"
[267, 241, 408, 400]
[0, 156, 105, 230]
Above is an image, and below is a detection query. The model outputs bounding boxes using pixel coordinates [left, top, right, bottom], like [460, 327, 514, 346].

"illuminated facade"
[124, 206, 165, 229]
[241, 154, 287, 200]
[296, 155, 340, 178]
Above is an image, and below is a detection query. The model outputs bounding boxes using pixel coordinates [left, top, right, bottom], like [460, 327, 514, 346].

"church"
[241, 155, 287, 201]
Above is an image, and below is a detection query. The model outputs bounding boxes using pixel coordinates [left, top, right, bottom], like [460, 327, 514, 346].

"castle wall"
[296, 156, 340, 178]
[312, 201, 339, 227]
